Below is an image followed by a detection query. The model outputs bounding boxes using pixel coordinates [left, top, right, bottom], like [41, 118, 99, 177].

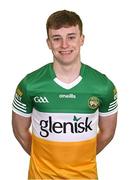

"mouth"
[59, 50, 73, 55]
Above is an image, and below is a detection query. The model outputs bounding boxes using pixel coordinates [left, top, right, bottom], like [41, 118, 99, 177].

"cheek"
[48, 40, 60, 50]
[73, 38, 83, 47]
[74, 41, 83, 50]
[51, 43, 61, 50]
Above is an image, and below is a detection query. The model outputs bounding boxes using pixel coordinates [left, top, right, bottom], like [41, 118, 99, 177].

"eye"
[52, 37, 61, 42]
[68, 36, 76, 40]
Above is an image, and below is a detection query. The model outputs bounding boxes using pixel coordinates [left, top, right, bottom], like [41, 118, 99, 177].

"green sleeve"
[99, 77, 118, 116]
[12, 76, 33, 117]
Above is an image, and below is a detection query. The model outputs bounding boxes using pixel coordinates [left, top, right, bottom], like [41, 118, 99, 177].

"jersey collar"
[49, 62, 85, 90]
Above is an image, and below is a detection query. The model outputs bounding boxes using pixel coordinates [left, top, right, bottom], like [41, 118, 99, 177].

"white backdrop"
[0, 0, 130, 179]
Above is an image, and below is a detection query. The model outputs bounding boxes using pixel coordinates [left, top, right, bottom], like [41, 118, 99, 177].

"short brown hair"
[46, 10, 83, 37]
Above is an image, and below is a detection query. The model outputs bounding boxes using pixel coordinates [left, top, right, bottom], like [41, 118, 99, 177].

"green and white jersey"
[12, 63, 118, 179]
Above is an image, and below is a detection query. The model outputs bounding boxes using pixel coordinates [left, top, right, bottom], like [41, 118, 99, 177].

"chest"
[30, 79, 101, 114]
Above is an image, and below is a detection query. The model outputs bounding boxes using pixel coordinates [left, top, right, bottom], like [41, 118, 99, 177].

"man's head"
[46, 10, 84, 65]
[46, 10, 83, 38]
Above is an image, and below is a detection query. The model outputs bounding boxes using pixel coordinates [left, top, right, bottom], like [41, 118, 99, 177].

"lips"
[59, 50, 73, 55]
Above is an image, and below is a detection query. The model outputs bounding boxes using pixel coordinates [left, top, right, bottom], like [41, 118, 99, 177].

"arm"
[96, 112, 117, 155]
[12, 111, 32, 155]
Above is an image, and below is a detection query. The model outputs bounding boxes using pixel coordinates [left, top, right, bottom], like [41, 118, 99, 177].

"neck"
[53, 60, 81, 83]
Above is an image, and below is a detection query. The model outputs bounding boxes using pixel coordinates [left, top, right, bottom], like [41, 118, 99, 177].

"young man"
[12, 10, 118, 179]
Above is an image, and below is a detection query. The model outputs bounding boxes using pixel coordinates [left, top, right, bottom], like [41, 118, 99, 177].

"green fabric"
[13, 63, 117, 115]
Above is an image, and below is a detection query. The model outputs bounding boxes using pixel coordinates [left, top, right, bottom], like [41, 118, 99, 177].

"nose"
[61, 39, 69, 48]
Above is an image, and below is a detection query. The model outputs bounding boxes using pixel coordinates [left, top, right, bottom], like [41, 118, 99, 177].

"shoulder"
[84, 64, 109, 82]
[27, 63, 51, 80]
[22, 63, 51, 82]
[18, 63, 52, 90]
[83, 64, 116, 92]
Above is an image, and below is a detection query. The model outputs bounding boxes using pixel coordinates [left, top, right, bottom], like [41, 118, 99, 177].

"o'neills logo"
[40, 117, 92, 138]
[59, 94, 76, 99]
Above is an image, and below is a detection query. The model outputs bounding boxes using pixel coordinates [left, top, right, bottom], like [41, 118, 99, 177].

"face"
[47, 25, 84, 65]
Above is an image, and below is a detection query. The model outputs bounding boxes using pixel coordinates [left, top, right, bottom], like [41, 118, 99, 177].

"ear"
[80, 34, 85, 46]
[46, 38, 52, 49]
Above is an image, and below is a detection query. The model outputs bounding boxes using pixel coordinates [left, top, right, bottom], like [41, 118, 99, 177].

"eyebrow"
[51, 33, 76, 39]
[67, 33, 76, 36]
[51, 35, 61, 38]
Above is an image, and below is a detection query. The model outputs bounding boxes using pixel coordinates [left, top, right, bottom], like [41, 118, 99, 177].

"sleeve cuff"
[12, 106, 32, 117]
[99, 107, 118, 117]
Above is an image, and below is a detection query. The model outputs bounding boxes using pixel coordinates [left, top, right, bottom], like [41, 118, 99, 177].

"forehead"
[48, 25, 80, 37]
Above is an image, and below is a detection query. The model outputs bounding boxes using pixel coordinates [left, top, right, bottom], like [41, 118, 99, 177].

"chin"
[58, 58, 75, 65]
